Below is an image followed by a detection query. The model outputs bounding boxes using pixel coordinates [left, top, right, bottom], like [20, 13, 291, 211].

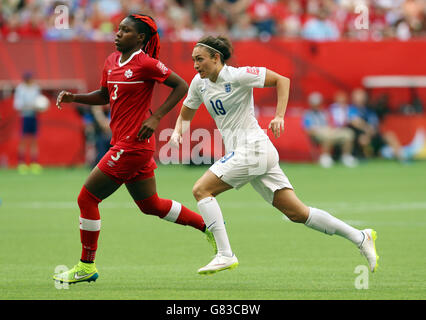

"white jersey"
[183, 65, 268, 153]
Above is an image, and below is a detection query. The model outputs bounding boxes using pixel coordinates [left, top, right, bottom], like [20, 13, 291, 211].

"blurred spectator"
[13, 72, 43, 174]
[216, 0, 251, 24]
[349, 88, 401, 159]
[199, 1, 229, 36]
[330, 91, 373, 158]
[97, 0, 122, 17]
[80, 105, 112, 167]
[247, 0, 278, 39]
[0, 0, 424, 42]
[350, 88, 425, 161]
[173, 8, 205, 42]
[276, 0, 303, 38]
[1, 13, 22, 42]
[302, 6, 340, 40]
[402, 0, 425, 37]
[17, 9, 44, 39]
[303, 92, 358, 168]
[399, 89, 424, 114]
[230, 13, 258, 39]
[369, 93, 391, 121]
[91, 105, 112, 166]
[329, 90, 359, 129]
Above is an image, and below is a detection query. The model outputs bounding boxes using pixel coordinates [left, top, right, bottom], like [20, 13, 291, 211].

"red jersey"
[100, 49, 172, 150]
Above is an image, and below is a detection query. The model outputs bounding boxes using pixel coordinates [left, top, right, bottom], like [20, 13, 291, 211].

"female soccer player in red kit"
[53, 14, 215, 284]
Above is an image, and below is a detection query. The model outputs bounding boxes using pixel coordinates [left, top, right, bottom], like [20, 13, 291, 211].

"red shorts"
[97, 144, 157, 185]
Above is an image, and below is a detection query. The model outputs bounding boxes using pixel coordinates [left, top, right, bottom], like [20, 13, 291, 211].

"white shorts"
[209, 139, 293, 204]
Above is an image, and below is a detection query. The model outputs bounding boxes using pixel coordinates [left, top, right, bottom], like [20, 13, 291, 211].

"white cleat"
[319, 154, 334, 168]
[341, 154, 358, 168]
[359, 229, 379, 272]
[198, 254, 239, 275]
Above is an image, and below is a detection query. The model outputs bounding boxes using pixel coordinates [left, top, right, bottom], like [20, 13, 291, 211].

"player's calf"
[78, 186, 102, 262]
[135, 193, 206, 231]
[272, 189, 310, 223]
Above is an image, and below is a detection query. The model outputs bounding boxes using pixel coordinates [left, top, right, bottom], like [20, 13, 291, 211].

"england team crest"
[224, 83, 231, 93]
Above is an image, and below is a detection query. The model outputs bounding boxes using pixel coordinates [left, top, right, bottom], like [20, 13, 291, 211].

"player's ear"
[214, 52, 221, 63]
[138, 33, 146, 46]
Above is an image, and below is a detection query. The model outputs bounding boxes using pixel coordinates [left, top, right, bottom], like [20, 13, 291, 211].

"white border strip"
[107, 81, 145, 84]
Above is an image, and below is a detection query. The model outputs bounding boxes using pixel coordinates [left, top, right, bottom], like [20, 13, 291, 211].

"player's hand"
[138, 115, 160, 141]
[268, 116, 285, 138]
[169, 131, 182, 149]
[56, 91, 74, 109]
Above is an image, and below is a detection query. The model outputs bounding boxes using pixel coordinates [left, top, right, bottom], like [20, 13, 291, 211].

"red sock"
[135, 193, 206, 231]
[77, 186, 102, 262]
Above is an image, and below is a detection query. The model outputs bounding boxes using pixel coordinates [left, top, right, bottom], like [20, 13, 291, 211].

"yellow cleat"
[53, 261, 99, 284]
[30, 163, 43, 174]
[359, 229, 379, 272]
[17, 164, 29, 175]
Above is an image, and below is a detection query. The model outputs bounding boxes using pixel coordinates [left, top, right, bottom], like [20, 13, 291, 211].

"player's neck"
[120, 47, 142, 64]
[208, 65, 224, 83]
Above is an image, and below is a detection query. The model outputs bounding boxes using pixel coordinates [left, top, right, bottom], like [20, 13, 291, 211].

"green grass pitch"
[0, 161, 425, 300]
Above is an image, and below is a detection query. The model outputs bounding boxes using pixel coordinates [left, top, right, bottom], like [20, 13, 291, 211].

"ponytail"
[129, 14, 160, 59]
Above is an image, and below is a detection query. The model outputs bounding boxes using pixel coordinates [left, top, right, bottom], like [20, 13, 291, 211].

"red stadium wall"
[1, 40, 425, 166]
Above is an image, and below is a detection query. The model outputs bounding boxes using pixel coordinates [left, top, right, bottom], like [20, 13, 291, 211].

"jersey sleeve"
[235, 66, 267, 88]
[140, 56, 172, 83]
[100, 58, 109, 88]
[183, 76, 203, 110]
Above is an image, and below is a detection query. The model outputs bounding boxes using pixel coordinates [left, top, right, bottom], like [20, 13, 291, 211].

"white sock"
[197, 196, 233, 257]
[305, 207, 364, 247]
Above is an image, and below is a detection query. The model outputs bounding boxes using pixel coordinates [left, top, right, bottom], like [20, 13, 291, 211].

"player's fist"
[268, 116, 285, 138]
[137, 115, 160, 141]
[169, 131, 182, 149]
[56, 91, 74, 109]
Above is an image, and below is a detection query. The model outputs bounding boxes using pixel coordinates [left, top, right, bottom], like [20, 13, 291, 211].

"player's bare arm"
[170, 105, 197, 147]
[56, 87, 109, 109]
[137, 72, 189, 140]
[264, 69, 290, 138]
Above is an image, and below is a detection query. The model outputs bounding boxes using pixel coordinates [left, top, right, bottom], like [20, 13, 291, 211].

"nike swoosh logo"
[207, 222, 216, 229]
[74, 272, 95, 280]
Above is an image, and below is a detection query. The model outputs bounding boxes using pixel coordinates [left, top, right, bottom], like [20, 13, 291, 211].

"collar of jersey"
[118, 49, 143, 67]
[208, 64, 227, 84]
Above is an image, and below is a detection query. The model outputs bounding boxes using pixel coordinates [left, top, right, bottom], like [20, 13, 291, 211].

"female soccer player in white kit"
[170, 36, 379, 275]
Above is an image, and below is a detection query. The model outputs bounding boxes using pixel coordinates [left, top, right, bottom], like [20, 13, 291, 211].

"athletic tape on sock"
[79, 217, 101, 231]
[163, 200, 181, 222]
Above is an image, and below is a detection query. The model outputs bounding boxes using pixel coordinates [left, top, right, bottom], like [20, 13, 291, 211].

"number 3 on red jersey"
[111, 84, 118, 100]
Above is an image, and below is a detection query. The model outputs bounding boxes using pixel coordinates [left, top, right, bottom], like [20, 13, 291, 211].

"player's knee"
[276, 207, 307, 223]
[137, 199, 156, 215]
[285, 210, 304, 223]
[192, 183, 209, 201]
[77, 186, 101, 210]
[138, 203, 159, 216]
[77, 186, 101, 221]
[135, 194, 170, 217]
[192, 184, 201, 200]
